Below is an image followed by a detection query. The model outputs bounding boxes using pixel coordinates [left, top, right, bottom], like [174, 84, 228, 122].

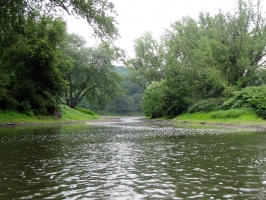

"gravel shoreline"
[144, 118, 266, 132]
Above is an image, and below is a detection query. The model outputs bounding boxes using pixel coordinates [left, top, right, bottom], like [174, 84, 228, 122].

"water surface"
[0, 117, 265, 199]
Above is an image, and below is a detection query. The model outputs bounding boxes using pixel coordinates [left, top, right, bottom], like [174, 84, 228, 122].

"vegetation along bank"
[0, 0, 266, 125]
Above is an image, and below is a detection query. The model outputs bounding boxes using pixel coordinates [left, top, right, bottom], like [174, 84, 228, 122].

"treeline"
[127, 0, 266, 119]
[78, 66, 144, 115]
[0, 0, 122, 116]
[101, 66, 144, 115]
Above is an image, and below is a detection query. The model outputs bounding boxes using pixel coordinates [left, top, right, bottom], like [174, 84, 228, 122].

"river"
[0, 117, 265, 199]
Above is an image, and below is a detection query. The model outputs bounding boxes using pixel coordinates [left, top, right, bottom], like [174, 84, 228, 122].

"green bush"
[142, 80, 189, 118]
[142, 81, 166, 118]
[75, 107, 96, 116]
[18, 100, 33, 116]
[223, 86, 266, 119]
[188, 98, 227, 113]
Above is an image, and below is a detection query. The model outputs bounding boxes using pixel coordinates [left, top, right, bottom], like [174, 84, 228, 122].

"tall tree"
[142, 0, 266, 118]
[0, 14, 69, 114]
[0, 0, 119, 114]
[162, 0, 266, 99]
[126, 32, 163, 88]
[225, 0, 266, 88]
[163, 16, 226, 100]
[0, 0, 118, 41]
[64, 34, 121, 108]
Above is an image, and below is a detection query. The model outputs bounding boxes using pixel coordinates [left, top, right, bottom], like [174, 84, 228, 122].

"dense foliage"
[128, 0, 266, 118]
[86, 66, 144, 115]
[64, 34, 122, 109]
[187, 98, 226, 113]
[0, 14, 68, 114]
[0, 0, 120, 115]
[110, 67, 144, 115]
[0, 0, 118, 40]
[142, 79, 189, 118]
[223, 86, 266, 119]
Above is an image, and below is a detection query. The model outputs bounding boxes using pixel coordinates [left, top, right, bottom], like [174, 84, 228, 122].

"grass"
[0, 105, 99, 125]
[60, 105, 98, 121]
[175, 109, 265, 125]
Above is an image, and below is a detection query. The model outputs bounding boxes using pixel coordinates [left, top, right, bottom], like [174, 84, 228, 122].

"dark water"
[0, 117, 265, 199]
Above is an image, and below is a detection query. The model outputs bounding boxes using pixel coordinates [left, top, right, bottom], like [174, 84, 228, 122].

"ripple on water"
[0, 117, 265, 199]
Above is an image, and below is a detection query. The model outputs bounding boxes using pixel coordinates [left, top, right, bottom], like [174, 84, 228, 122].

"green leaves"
[0, 0, 119, 115]
[0, 15, 68, 114]
[142, 80, 166, 118]
[127, 32, 163, 88]
[0, 0, 118, 41]
[135, 0, 266, 118]
[223, 86, 266, 119]
[142, 79, 189, 118]
[64, 34, 121, 108]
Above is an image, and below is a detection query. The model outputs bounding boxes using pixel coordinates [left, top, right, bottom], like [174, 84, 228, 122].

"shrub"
[18, 100, 33, 116]
[188, 98, 227, 113]
[75, 107, 96, 116]
[142, 80, 189, 118]
[142, 81, 166, 118]
[223, 86, 266, 119]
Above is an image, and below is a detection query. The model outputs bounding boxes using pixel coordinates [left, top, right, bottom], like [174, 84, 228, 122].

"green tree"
[163, 16, 226, 100]
[105, 68, 144, 115]
[162, 0, 266, 100]
[0, 14, 69, 114]
[0, 0, 119, 114]
[0, 0, 118, 40]
[64, 34, 121, 108]
[142, 80, 166, 118]
[126, 32, 163, 88]
[197, 0, 266, 89]
[142, 0, 266, 118]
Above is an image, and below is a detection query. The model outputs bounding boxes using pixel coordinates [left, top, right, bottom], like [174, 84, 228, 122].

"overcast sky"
[66, 0, 239, 57]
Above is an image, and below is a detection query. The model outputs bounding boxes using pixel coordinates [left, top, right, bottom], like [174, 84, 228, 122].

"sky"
[66, 0, 238, 58]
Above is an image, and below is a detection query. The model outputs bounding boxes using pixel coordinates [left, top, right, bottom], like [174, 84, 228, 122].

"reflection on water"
[0, 117, 265, 199]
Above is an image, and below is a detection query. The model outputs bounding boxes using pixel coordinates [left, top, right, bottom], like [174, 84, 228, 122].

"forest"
[0, 0, 266, 119]
[128, 0, 266, 119]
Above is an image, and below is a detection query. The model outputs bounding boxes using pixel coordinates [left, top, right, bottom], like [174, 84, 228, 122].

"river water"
[0, 117, 265, 199]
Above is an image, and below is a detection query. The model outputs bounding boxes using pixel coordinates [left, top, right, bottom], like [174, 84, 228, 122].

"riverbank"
[0, 106, 99, 127]
[1, 115, 266, 132]
[144, 117, 266, 132]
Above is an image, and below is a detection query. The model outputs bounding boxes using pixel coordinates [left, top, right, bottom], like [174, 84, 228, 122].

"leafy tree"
[142, 78, 189, 118]
[0, 0, 119, 114]
[126, 32, 163, 88]
[141, 0, 266, 118]
[199, 0, 266, 88]
[0, 0, 118, 41]
[0, 14, 69, 114]
[162, 0, 266, 100]
[142, 80, 166, 118]
[64, 34, 121, 108]
[163, 16, 226, 100]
